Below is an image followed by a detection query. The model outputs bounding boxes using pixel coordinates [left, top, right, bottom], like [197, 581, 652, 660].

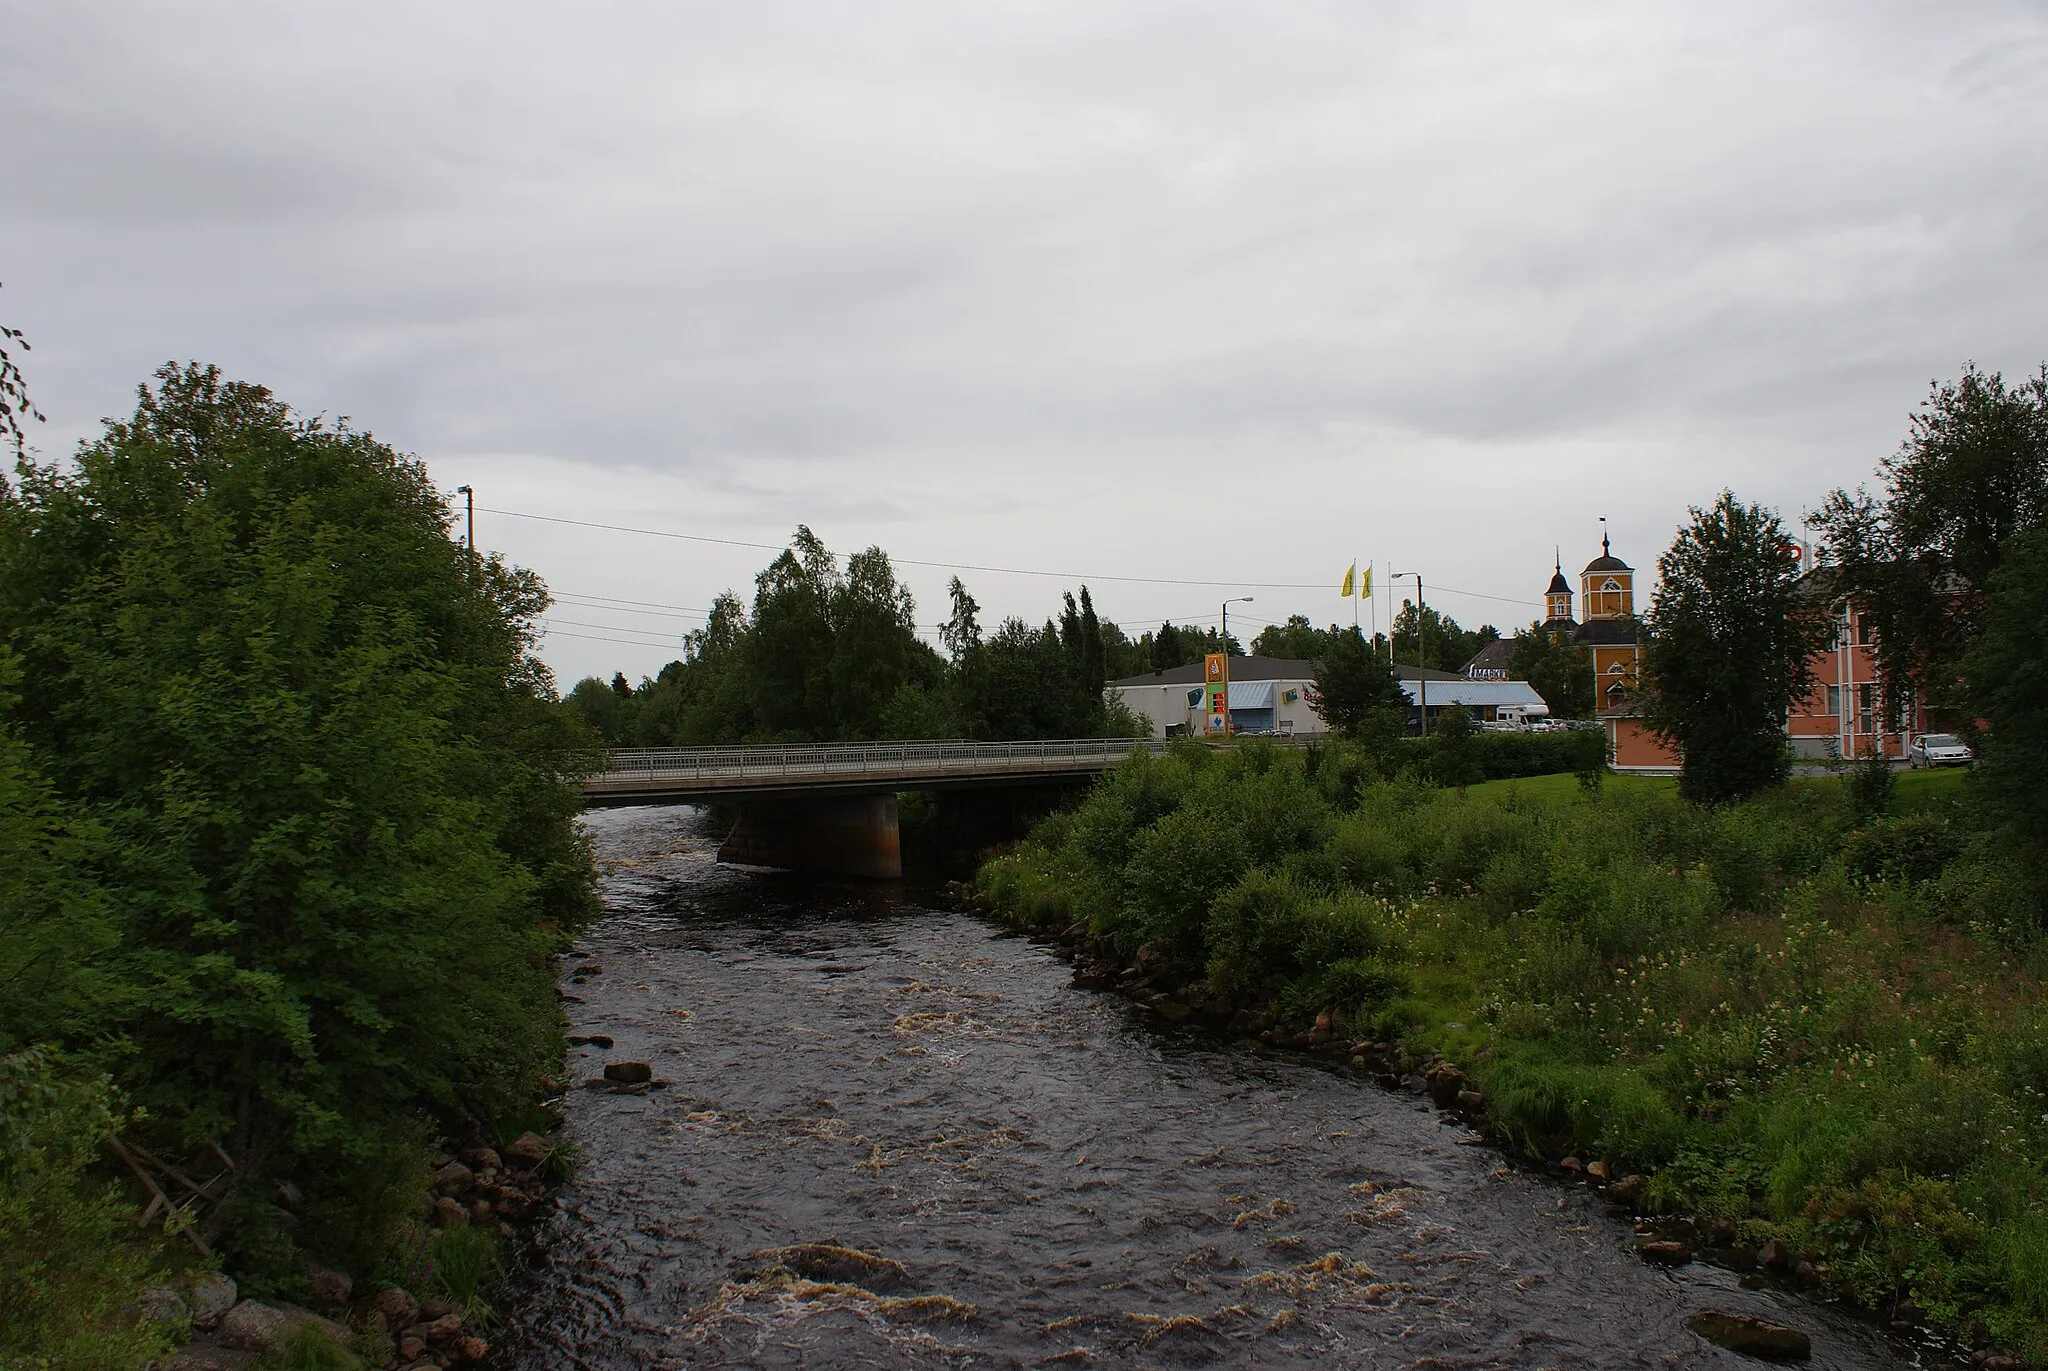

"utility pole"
[1392, 571, 1426, 736]
[455, 485, 476, 582]
[1221, 596, 1253, 736]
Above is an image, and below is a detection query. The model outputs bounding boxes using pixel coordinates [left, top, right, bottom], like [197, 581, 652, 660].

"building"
[1109, 656, 1324, 738]
[1527, 536, 1930, 773]
[1785, 569, 1930, 762]
[1524, 536, 1658, 766]
[1396, 665, 1547, 730]
[1108, 657, 1548, 739]
[1461, 639, 1513, 680]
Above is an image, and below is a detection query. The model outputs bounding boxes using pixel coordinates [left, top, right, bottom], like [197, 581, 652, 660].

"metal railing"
[589, 737, 1168, 786]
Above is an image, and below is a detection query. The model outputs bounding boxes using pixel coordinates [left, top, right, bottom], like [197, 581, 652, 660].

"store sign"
[1205, 653, 1229, 736]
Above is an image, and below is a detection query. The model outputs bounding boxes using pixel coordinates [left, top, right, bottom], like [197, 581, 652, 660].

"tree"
[1959, 527, 2048, 907]
[1307, 627, 1408, 737]
[0, 651, 115, 1053]
[1251, 614, 1335, 660]
[1641, 492, 1833, 802]
[0, 363, 598, 1252]
[0, 285, 44, 459]
[565, 675, 627, 745]
[1508, 623, 1594, 718]
[1813, 362, 2048, 722]
[1391, 601, 1499, 675]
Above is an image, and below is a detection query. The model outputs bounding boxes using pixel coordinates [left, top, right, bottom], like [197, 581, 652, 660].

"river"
[497, 804, 1947, 1369]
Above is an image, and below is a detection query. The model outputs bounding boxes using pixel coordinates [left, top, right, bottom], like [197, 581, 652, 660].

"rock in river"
[1686, 1310, 1811, 1361]
[503, 1130, 551, 1169]
[603, 1060, 653, 1083]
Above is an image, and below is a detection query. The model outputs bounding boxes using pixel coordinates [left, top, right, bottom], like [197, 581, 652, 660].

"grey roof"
[1402, 679, 1546, 708]
[1582, 554, 1631, 574]
[1108, 655, 1318, 687]
[1462, 640, 1514, 676]
[1546, 569, 1572, 595]
[1110, 655, 1467, 688]
[1574, 618, 1639, 647]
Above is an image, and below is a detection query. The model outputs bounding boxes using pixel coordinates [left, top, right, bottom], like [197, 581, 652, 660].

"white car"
[1909, 733, 1974, 768]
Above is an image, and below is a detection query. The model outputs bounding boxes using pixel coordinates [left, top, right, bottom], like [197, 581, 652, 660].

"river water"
[499, 805, 1945, 1369]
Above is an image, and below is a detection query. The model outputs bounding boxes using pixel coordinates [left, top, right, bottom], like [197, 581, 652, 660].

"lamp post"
[455, 484, 476, 582]
[1221, 596, 1253, 735]
[1391, 571, 1426, 736]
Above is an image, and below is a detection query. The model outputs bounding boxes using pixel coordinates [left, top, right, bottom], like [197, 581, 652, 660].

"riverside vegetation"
[977, 739, 2048, 1361]
[0, 365, 596, 1370]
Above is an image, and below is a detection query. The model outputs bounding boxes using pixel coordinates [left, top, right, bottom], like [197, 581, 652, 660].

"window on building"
[1826, 684, 1841, 717]
[1857, 617, 1874, 645]
[1858, 684, 1875, 732]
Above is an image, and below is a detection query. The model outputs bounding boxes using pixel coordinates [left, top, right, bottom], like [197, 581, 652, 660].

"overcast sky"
[6, 3, 2046, 686]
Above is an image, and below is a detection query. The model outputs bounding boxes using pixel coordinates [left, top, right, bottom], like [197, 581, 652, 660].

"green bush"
[0, 1050, 173, 1371]
[1205, 873, 1394, 1000]
[1277, 957, 1410, 1022]
[1845, 752, 1898, 820]
[1845, 812, 1965, 886]
[1119, 806, 1250, 952]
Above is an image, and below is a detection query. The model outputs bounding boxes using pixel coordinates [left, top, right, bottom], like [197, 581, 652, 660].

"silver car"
[1909, 732, 1974, 768]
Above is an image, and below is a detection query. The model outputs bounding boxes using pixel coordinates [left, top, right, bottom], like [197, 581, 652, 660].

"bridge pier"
[717, 793, 902, 879]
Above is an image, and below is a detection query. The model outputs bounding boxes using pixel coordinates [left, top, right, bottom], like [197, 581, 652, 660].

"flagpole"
[1368, 561, 1378, 658]
[1353, 555, 1360, 633]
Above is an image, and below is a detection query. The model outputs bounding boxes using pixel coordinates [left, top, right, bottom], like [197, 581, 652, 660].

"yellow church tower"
[1576, 525, 1640, 710]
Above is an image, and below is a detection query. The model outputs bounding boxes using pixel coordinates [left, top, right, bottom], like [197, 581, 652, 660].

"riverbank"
[492, 802, 1930, 1367]
[974, 741, 2044, 1364]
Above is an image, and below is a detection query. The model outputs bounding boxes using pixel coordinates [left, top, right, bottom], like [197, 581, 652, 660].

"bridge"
[582, 738, 1167, 878]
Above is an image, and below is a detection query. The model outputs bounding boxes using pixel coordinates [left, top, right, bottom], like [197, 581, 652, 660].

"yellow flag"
[1360, 564, 1372, 599]
[1340, 563, 1355, 598]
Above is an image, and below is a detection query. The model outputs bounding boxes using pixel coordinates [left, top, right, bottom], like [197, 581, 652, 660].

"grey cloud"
[4, 1, 2046, 682]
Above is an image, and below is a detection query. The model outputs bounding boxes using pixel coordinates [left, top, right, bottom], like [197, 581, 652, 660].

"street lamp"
[455, 484, 476, 582]
[1390, 571, 1427, 736]
[1220, 596, 1253, 736]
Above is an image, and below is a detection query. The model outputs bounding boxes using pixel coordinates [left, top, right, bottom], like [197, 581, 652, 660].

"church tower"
[1576, 526, 1639, 709]
[1542, 550, 1575, 630]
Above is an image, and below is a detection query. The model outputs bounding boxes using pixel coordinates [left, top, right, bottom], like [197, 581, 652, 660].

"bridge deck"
[581, 738, 1171, 805]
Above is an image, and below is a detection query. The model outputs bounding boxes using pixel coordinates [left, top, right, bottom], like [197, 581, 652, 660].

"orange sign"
[1205, 653, 1230, 735]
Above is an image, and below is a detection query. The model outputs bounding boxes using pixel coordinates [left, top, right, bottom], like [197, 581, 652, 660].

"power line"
[495, 506, 1538, 612]
[538, 627, 689, 648]
[554, 597, 707, 621]
[555, 590, 714, 614]
[541, 617, 685, 642]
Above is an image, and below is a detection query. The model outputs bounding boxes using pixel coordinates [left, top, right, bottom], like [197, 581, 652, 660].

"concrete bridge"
[582, 738, 1166, 878]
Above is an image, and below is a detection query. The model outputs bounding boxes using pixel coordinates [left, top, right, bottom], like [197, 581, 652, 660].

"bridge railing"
[591, 737, 1169, 783]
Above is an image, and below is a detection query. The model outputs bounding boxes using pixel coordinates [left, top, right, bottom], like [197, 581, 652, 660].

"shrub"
[429, 1224, 501, 1322]
[258, 1323, 368, 1371]
[1844, 812, 1965, 887]
[1119, 805, 1250, 953]
[0, 1050, 174, 1371]
[1844, 751, 1898, 820]
[1277, 957, 1410, 1023]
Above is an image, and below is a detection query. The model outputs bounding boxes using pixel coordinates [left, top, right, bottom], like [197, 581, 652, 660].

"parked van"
[1487, 703, 1552, 731]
